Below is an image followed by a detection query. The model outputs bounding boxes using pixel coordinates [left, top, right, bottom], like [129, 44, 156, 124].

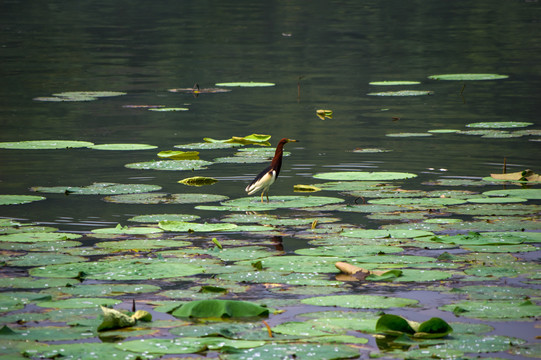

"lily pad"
[302, 295, 418, 309]
[483, 188, 541, 199]
[104, 192, 228, 204]
[157, 150, 199, 160]
[367, 90, 433, 96]
[89, 143, 158, 150]
[466, 121, 533, 129]
[178, 176, 218, 186]
[386, 132, 433, 137]
[369, 81, 421, 85]
[127, 213, 200, 223]
[0, 140, 94, 149]
[342, 229, 434, 239]
[125, 159, 212, 171]
[215, 82, 275, 87]
[159, 220, 237, 232]
[296, 245, 403, 257]
[313, 171, 417, 181]
[222, 343, 360, 360]
[37, 297, 121, 309]
[171, 299, 269, 318]
[0, 232, 81, 242]
[440, 300, 540, 320]
[31, 182, 161, 195]
[0, 195, 46, 205]
[220, 195, 344, 210]
[428, 73, 509, 80]
[30, 258, 204, 280]
[376, 314, 453, 338]
[148, 107, 189, 111]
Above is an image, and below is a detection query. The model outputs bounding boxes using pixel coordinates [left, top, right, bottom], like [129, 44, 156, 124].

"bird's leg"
[266, 192, 270, 203]
[260, 191, 264, 203]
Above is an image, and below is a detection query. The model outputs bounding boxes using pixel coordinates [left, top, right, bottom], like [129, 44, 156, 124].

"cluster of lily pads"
[1, 130, 540, 359]
[1, 74, 539, 359]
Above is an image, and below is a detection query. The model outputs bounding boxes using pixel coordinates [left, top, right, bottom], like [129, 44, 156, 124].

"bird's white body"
[245, 169, 276, 196]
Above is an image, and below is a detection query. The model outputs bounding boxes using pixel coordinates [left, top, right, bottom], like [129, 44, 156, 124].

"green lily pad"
[53, 91, 126, 98]
[369, 197, 466, 206]
[386, 132, 433, 137]
[222, 343, 360, 360]
[30, 258, 204, 280]
[89, 143, 158, 150]
[342, 229, 434, 239]
[221, 195, 344, 210]
[6, 252, 87, 266]
[314, 171, 417, 181]
[367, 90, 433, 96]
[159, 220, 237, 232]
[0, 140, 94, 149]
[37, 297, 121, 309]
[218, 271, 342, 286]
[376, 314, 453, 338]
[247, 255, 343, 273]
[369, 81, 421, 85]
[172, 299, 269, 319]
[157, 150, 199, 160]
[215, 82, 275, 87]
[0, 325, 96, 341]
[441, 299, 541, 320]
[125, 159, 212, 171]
[431, 232, 525, 246]
[95, 238, 190, 250]
[148, 107, 189, 111]
[0, 277, 79, 289]
[0, 232, 81, 242]
[301, 295, 418, 309]
[61, 283, 161, 297]
[0, 195, 46, 205]
[91, 224, 162, 235]
[127, 213, 200, 223]
[428, 73, 509, 80]
[175, 141, 243, 150]
[427, 129, 461, 133]
[31, 182, 162, 195]
[104, 192, 228, 204]
[451, 285, 540, 300]
[295, 245, 403, 257]
[466, 121, 533, 129]
[483, 188, 541, 199]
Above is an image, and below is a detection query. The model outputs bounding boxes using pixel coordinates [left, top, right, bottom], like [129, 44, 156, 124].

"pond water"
[1, 1, 540, 359]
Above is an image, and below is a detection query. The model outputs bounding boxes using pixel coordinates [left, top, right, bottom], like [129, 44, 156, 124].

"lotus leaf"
[221, 343, 360, 360]
[0, 195, 46, 205]
[301, 295, 418, 309]
[171, 299, 269, 318]
[157, 150, 199, 159]
[37, 297, 121, 309]
[314, 171, 417, 181]
[178, 176, 218, 186]
[369, 81, 421, 85]
[89, 143, 158, 150]
[125, 159, 212, 171]
[367, 90, 433, 96]
[428, 73, 508, 80]
[159, 220, 237, 232]
[127, 213, 200, 223]
[0, 232, 81, 242]
[0, 140, 94, 149]
[215, 82, 275, 87]
[466, 121, 533, 128]
[31, 182, 161, 195]
[104, 192, 228, 204]
[483, 188, 541, 199]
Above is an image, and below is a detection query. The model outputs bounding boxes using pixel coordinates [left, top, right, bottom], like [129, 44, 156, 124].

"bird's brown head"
[279, 138, 298, 145]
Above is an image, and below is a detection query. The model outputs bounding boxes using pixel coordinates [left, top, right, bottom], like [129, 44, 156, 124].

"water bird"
[245, 138, 298, 203]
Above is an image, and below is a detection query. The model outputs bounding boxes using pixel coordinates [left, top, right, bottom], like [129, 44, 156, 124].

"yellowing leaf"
[316, 109, 333, 120]
[97, 306, 135, 331]
[490, 169, 541, 182]
[178, 176, 218, 186]
[293, 184, 321, 192]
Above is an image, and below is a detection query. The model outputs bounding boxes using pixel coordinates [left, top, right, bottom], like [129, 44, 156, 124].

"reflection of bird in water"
[245, 138, 297, 203]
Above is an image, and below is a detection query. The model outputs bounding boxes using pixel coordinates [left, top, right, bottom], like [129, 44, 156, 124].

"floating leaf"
[490, 169, 541, 182]
[302, 295, 418, 309]
[293, 184, 321, 192]
[428, 73, 508, 80]
[125, 159, 212, 171]
[313, 171, 417, 181]
[219, 195, 344, 210]
[97, 306, 136, 331]
[178, 176, 218, 186]
[215, 82, 275, 87]
[159, 220, 237, 232]
[221, 344, 360, 360]
[483, 188, 541, 199]
[466, 121, 533, 129]
[352, 147, 392, 153]
[148, 107, 189, 111]
[0, 194, 46, 205]
[30, 258, 204, 280]
[104, 192, 228, 204]
[440, 300, 540, 320]
[37, 297, 121, 309]
[367, 90, 433, 96]
[89, 143, 158, 150]
[91, 224, 163, 235]
[342, 229, 433, 239]
[31, 182, 161, 195]
[157, 150, 199, 160]
[0, 140, 94, 149]
[386, 132, 433, 137]
[171, 299, 269, 318]
[0, 232, 82, 242]
[369, 81, 421, 85]
[316, 109, 333, 120]
[127, 213, 200, 223]
[168, 86, 231, 93]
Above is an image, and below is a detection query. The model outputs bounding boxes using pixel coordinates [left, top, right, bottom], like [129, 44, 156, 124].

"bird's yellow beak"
[286, 139, 298, 143]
